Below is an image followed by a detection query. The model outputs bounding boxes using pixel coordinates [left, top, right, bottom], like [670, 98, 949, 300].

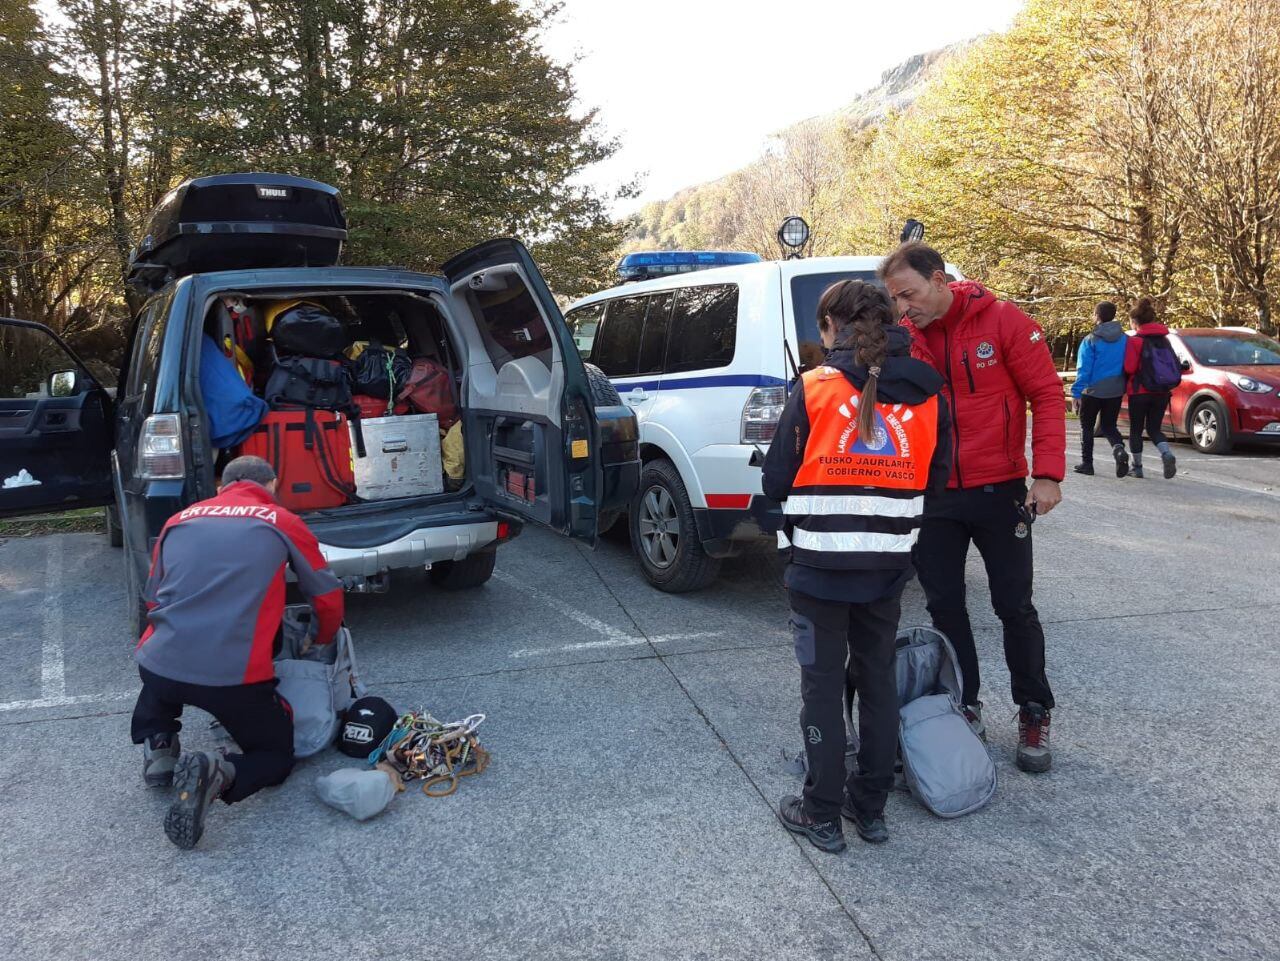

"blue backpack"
[1138, 335, 1182, 392]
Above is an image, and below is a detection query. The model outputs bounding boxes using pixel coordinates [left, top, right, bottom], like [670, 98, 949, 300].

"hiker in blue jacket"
[1071, 302, 1130, 477]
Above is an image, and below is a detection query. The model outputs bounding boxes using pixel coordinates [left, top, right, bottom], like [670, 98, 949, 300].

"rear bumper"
[318, 518, 504, 576]
[693, 496, 783, 558]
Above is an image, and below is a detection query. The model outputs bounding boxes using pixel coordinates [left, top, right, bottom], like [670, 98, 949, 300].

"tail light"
[741, 387, 786, 443]
[137, 413, 185, 479]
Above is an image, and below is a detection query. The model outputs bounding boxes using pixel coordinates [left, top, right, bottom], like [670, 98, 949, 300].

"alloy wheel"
[637, 484, 680, 569]
[1192, 406, 1218, 449]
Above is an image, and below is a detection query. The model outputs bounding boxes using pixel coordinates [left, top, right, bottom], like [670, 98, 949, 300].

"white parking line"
[493, 570, 723, 657]
[0, 691, 133, 714]
[39, 538, 66, 699]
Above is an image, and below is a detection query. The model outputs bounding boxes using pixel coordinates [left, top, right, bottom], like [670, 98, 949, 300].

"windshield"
[789, 271, 881, 372]
[1181, 333, 1280, 366]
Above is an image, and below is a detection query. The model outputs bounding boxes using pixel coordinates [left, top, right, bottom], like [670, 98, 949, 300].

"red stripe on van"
[705, 494, 751, 510]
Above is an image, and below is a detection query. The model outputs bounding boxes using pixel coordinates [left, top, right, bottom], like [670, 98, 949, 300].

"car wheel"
[630, 459, 720, 593]
[429, 550, 497, 590]
[106, 504, 123, 548]
[583, 362, 622, 406]
[1189, 399, 1232, 454]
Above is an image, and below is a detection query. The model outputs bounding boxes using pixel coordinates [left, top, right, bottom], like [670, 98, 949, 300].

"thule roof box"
[127, 173, 347, 293]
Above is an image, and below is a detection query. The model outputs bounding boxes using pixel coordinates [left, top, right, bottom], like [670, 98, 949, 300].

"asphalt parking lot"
[1, 427, 1277, 961]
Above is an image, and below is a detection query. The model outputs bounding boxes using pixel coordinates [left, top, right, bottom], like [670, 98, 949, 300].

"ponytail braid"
[821, 282, 894, 446]
[850, 313, 888, 446]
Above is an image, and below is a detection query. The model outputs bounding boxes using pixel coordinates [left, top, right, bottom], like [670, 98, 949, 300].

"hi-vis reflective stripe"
[790, 527, 920, 554]
[784, 494, 923, 518]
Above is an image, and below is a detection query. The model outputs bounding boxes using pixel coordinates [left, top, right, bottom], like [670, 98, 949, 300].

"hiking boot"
[164, 751, 234, 850]
[840, 801, 889, 843]
[142, 733, 180, 788]
[1016, 703, 1052, 774]
[962, 702, 986, 741]
[1112, 444, 1130, 478]
[1131, 463, 1144, 479]
[778, 795, 846, 853]
[1162, 451, 1177, 479]
[1072, 462, 1094, 475]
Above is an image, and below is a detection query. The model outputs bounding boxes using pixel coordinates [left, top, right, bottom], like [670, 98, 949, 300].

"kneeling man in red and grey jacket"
[131, 454, 344, 849]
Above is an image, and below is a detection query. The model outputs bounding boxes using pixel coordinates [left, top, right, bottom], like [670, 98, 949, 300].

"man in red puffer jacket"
[880, 243, 1066, 773]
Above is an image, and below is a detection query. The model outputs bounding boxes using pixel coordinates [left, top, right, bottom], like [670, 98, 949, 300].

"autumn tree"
[1170, 0, 1280, 333]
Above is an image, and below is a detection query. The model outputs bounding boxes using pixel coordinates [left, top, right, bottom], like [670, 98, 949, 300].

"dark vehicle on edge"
[0, 174, 640, 632]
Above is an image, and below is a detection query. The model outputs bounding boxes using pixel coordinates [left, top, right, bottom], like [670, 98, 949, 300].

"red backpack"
[396, 358, 458, 429]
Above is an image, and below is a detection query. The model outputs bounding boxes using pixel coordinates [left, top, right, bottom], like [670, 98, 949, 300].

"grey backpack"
[894, 626, 996, 818]
[275, 605, 367, 758]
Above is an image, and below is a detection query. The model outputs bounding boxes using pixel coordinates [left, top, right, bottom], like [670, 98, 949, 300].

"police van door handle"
[626, 388, 649, 404]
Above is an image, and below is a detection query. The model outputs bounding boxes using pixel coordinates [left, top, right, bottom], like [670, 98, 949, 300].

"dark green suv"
[0, 174, 639, 632]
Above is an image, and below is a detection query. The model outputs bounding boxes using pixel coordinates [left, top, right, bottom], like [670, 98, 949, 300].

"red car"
[1120, 328, 1280, 453]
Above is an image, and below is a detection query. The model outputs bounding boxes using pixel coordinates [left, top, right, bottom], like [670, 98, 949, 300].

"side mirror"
[49, 369, 79, 397]
[1179, 360, 1191, 372]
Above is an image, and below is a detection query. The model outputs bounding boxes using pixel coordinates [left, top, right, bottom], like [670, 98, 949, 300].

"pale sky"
[540, 0, 1026, 213]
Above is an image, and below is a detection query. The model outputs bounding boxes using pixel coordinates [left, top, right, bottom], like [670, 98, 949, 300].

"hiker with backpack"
[1071, 302, 1130, 477]
[763, 280, 951, 854]
[1123, 298, 1183, 479]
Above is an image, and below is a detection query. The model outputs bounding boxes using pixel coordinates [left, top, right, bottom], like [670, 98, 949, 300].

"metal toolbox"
[350, 413, 443, 500]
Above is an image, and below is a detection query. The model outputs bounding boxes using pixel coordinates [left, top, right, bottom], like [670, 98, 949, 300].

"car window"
[567, 303, 605, 360]
[638, 292, 675, 376]
[592, 296, 648, 377]
[0, 324, 84, 399]
[666, 284, 738, 374]
[1180, 333, 1280, 366]
[472, 283, 554, 371]
[125, 301, 168, 401]
[789, 271, 880, 371]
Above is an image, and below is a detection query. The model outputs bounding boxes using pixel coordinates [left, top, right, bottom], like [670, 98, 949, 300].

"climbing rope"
[368, 711, 490, 798]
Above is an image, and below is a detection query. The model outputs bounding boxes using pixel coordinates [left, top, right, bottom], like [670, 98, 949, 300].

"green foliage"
[0, 0, 625, 372]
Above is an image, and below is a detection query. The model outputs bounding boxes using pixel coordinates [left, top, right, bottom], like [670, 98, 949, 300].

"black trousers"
[915, 481, 1054, 709]
[1128, 392, 1171, 455]
[789, 589, 901, 823]
[131, 666, 295, 804]
[1079, 395, 1124, 463]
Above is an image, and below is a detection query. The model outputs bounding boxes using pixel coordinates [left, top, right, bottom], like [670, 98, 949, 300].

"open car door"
[442, 239, 603, 543]
[0, 319, 114, 518]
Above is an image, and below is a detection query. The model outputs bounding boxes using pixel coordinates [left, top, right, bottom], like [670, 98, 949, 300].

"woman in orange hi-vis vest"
[764, 280, 951, 853]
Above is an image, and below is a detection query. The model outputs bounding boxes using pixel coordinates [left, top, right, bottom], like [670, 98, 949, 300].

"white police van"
[566, 251, 955, 592]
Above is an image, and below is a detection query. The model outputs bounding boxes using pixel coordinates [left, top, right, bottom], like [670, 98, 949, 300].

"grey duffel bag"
[275, 605, 367, 758]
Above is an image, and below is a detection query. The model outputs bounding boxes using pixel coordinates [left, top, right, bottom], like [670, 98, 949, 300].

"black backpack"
[348, 343, 413, 400]
[263, 354, 366, 458]
[264, 355, 353, 412]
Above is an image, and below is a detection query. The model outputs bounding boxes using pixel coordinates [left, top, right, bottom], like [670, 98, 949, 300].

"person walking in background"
[764, 280, 950, 853]
[1071, 302, 1130, 477]
[1123, 298, 1183, 479]
[880, 243, 1065, 774]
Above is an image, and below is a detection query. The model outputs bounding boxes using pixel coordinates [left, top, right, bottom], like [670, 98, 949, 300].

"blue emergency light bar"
[617, 250, 762, 281]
